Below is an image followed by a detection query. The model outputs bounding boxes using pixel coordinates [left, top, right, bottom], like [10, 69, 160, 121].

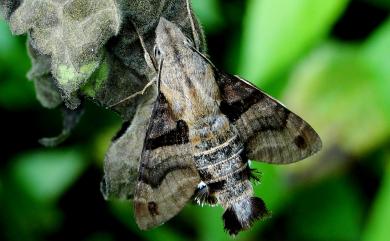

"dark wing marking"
[215, 72, 322, 164]
[134, 92, 200, 230]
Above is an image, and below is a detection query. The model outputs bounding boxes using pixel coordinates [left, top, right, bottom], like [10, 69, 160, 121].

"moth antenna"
[108, 79, 156, 108]
[186, 0, 200, 50]
[156, 58, 164, 92]
[130, 19, 158, 72]
[186, 43, 217, 70]
[222, 197, 270, 236]
[108, 20, 159, 108]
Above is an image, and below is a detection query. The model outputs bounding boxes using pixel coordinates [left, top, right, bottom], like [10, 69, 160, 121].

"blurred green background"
[1, 0, 390, 240]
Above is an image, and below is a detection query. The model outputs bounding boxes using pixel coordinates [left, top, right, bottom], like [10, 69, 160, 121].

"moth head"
[155, 17, 192, 60]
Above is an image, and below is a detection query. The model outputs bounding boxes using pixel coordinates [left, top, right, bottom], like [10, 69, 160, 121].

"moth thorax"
[189, 115, 231, 142]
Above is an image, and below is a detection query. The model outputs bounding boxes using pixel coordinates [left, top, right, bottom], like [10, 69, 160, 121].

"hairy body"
[133, 18, 322, 235]
[157, 20, 255, 215]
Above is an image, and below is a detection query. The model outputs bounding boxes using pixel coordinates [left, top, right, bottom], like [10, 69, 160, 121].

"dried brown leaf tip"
[9, 0, 121, 107]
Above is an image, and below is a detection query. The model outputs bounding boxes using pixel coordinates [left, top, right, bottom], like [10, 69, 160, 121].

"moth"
[131, 17, 322, 235]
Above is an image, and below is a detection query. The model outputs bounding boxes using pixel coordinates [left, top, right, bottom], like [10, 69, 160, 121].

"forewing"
[216, 72, 322, 164]
[134, 93, 200, 230]
[101, 86, 156, 200]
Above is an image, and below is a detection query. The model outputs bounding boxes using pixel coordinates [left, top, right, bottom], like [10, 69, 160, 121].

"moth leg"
[109, 78, 156, 108]
[194, 181, 217, 206]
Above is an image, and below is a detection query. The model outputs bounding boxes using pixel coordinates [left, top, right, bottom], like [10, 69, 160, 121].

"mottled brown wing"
[216, 72, 322, 164]
[133, 93, 200, 230]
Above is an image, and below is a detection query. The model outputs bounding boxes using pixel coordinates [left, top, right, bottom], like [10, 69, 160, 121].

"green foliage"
[0, 21, 35, 109]
[362, 154, 390, 241]
[287, 177, 364, 241]
[238, 0, 349, 94]
[11, 148, 87, 203]
[362, 18, 390, 122]
[192, 0, 224, 32]
[0, 148, 87, 241]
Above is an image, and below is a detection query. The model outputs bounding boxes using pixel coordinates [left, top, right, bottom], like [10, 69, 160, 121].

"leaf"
[192, 0, 224, 32]
[362, 154, 390, 241]
[286, 176, 364, 241]
[39, 105, 85, 147]
[0, 19, 36, 109]
[0, 0, 21, 20]
[238, 0, 348, 90]
[11, 148, 87, 203]
[9, 0, 121, 108]
[27, 40, 62, 109]
[362, 17, 390, 123]
[362, 0, 390, 9]
[284, 42, 390, 156]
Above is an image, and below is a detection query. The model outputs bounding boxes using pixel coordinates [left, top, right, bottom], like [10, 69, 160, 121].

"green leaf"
[362, 0, 390, 9]
[287, 176, 363, 241]
[189, 205, 227, 241]
[362, 154, 390, 241]
[192, 0, 224, 32]
[284, 42, 390, 155]
[238, 0, 348, 88]
[362, 17, 390, 123]
[0, 20, 36, 109]
[11, 148, 87, 203]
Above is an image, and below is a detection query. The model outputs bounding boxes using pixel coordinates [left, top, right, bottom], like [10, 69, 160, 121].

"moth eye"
[153, 45, 161, 59]
[184, 36, 194, 47]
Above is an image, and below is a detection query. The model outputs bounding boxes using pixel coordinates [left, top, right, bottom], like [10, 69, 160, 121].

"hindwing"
[133, 92, 200, 230]
[216, 71, 322, 164]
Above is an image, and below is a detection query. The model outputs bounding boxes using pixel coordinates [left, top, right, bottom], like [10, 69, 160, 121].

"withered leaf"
[0, 0, 21, 20]
[9, 0, 121, 109]
[27, 40, 62, 109]
[39, 104, 85, 147]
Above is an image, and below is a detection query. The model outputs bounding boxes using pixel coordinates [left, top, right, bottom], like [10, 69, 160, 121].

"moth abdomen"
[222, 196, 270, 236]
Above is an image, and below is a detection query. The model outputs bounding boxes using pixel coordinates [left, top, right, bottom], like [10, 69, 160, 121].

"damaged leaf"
[0, 0, 21, 20]
[27, 40, 62, 109]
[39, 104, 85, 147]
[9, 0, 121, 108]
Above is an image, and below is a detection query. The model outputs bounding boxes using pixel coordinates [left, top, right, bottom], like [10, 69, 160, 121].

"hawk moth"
[132, 18, 322, 235]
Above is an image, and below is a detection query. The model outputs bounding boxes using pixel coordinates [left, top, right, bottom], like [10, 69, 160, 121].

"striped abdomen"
[190, 115, 269, 235]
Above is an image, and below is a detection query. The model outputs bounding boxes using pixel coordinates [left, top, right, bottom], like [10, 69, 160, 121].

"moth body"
[190, 116, 265, 233]
[133, 17, 322, 236]
[155, 18, 267, 234]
